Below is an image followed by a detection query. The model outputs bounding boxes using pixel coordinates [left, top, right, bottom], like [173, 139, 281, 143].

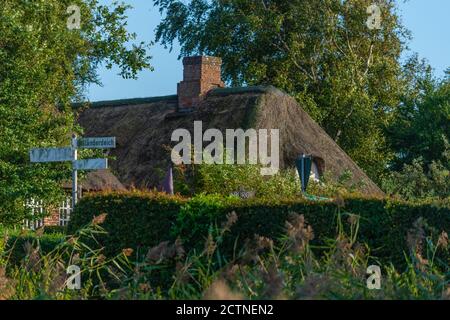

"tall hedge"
[67, 192, 186, 257]
[68, 192, 450, 267]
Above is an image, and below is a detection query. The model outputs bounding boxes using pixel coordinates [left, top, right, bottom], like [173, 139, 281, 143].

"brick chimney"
[177, 56, 225, 111]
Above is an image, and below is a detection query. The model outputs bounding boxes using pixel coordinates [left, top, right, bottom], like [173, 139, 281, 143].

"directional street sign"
[74, 158, 108, 170]
[77, 137, 116, 149]
[29, 134, 116, 210]
[30, 147, 73, 163]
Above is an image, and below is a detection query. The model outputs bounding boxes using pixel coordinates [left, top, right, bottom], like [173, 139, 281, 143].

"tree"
[387, 60, 450, 171]
[0, 0, 151, 225]
[382, 155, 449, 200]
[382, 64, 449, 199]
[153, 0, 409, 181]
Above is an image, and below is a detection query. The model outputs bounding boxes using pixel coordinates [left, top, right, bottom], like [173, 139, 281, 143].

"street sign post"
[77, 137, 116, 149]
[74, 159, 108, 170]
[30, 148, 73, 163]
[30, 135, 116, 210]
[72, 135, 78, 209]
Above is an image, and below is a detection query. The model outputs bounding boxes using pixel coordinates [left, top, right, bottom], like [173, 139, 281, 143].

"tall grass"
[0, 210, 448, 300]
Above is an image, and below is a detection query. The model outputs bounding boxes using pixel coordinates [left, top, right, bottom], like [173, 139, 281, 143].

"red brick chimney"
[177, 56, 225, 110]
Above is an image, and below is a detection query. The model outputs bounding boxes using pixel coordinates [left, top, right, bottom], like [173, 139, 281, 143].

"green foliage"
[173, 154, 366, 199]
[383, 65, 449, 199]
[67, 191, 186, 258]
[3, 231, 67, 268]
[175, 194, 450, 269]
[174, 161, 300, 198]
[387, 59, 450, 171]
[43, 225, 68, 235]
[0, 0, 151, 225]
[154, 0, 410, 180]
[308, 169, 367, 197]
[67, 191, 450, 270]
[382, 157, 450, 200]
[2, 206, 449, 300]
[0, 223, 131, 299]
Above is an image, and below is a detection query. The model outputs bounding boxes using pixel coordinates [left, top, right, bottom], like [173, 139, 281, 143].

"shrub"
[173, 160, 300, 198]
[382, 157, 450, 200]
[3, 212, 449, 300]
[174, 159, 365, 199]
[43, 225, 67, 235]
[175, 195, 450, 268]
[67, 191, 450, 270]
[1, 223, 131, 299]
[67, 191, 186, 258]
[3, 231, 67, 268]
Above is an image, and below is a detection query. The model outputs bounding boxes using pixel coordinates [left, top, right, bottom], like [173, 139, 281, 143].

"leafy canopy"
[0, 0, 151, 224]
[388, 63, 450, 171]
[154, 0, 410, 181]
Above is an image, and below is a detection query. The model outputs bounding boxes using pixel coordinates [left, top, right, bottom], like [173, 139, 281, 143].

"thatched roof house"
[77, 56, 383, 196]
[62, 170, 126, 192]
[80, 170, 126, 192]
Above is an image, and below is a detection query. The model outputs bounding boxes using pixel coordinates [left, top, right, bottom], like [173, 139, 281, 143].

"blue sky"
[88, 0, 450, 101]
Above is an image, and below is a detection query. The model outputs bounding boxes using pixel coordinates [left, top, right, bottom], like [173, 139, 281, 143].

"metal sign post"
[72, 134, 78, 209]
[77, 137, 116, 149]
[30, 147, 73, 163]
[30, 135, 116, 210]
[74, 159, 108, 170]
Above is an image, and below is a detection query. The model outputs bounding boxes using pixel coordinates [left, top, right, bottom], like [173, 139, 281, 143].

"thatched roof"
[81, 170, 127, 192]
[62, 170, 126, 192]
[77, 86, 383, 196]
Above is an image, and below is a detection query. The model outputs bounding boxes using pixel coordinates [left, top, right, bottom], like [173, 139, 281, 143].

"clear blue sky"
[88, 0, 450, 101]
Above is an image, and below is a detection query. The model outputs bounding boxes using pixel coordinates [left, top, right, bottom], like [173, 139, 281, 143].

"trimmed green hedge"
[67, 192, 186, 257]
[67, 192, 450, 267]
[43, 225, 67, 235]
[172, 195, 450, 268]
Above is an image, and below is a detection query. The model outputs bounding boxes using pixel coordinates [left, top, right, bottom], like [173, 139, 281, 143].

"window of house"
[295, 156, 324, 184]
[310, 161, 321, 182]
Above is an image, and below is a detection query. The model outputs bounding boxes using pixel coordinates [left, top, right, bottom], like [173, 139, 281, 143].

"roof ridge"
[73, 95, 178, 109]
[72, 86, 287, 109]
[208, 85, 286, 97]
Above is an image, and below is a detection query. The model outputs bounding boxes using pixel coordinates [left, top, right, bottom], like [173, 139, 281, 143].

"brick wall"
[44, 210, 60, 226]
[177, 56, 225, 110]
